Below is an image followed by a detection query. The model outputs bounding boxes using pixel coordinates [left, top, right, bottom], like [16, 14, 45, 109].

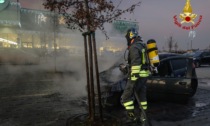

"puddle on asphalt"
[191, 102, 208, 117]
[195, 102, 207, 107]
[200, 81, 207, 84]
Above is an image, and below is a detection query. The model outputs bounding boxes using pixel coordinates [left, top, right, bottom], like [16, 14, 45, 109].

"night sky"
[15, 0, 210, 50]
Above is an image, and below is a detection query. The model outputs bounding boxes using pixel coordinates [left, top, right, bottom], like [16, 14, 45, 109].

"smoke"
[51, 55, 87, 98]
[51, 44, 125, 99]
[0, 0, 128, 99]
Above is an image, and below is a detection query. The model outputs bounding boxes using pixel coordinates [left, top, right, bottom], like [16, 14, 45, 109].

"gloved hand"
[119, 63, 128, 75]
[150, 66, 158, 74]
[131, 73, 139, 81]
[153, 67, 158, 74]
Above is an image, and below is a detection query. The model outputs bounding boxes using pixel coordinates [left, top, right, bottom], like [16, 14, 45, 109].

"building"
[0, 0, 84, 55]
[0, 0, 136, 57]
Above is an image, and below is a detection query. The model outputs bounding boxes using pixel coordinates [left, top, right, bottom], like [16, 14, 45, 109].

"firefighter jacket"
[128, 38, 150, 81]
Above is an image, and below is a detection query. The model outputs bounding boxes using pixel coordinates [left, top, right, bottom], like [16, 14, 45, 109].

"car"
[183, 50, 210, 67]
[100, 52, 198, 107]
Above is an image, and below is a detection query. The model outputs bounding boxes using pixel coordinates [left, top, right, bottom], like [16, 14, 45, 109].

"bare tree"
[174, 42, 178, 52]
[43, 0, 141, 38]
[167, 36, 175, 52]
[43, 0, 142, 125]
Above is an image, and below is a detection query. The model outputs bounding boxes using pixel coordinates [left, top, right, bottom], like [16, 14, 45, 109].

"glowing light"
[59, 16, 65, 25]
[0, 38, 17, 45]
[99, 47, 104, 51]
[189, 30, 196, 39]
[38, 13, 47, 24]
[0, 0, 5, 4]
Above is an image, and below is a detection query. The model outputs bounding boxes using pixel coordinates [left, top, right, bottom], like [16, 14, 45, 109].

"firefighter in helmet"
[121, 27, 150, 125]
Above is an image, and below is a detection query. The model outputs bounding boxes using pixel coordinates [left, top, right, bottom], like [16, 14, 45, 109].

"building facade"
[0, 0, 137, 56]
[0, 0, 82, 54]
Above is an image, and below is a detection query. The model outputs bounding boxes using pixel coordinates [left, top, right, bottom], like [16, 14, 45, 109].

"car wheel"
[195, 61, 200, 68]
[189, 69, 198, 97]
[190, 79, 198, 97]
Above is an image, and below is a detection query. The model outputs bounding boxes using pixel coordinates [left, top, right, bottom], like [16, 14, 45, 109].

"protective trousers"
[121, 77, 148, 113]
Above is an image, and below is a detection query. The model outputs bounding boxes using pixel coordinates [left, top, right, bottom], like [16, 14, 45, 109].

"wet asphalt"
[0, 64, 210, 126]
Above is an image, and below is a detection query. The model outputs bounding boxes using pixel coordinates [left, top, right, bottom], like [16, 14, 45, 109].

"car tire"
[189, 79, 198, 97]
[195, 61, 200, 68]
[189, 69, 198, 97]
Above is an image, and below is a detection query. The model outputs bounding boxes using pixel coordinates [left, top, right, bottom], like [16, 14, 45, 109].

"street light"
[189, 30, 196, 50]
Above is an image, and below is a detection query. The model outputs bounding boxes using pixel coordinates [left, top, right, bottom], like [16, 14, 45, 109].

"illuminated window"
[59, 16, 65, 25]
[0, 0, 5, 4]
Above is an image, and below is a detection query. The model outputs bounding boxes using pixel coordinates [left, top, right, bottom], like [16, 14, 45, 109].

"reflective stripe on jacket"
[129, 38, 150, 81]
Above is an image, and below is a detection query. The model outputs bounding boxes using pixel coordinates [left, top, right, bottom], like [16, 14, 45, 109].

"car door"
[147, 57, 192, 95]
[146, 59, 171, 94]
[166, 57, 193, 95]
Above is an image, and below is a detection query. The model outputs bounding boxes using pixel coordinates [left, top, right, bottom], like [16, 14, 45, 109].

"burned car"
[100, 52, 198, 107]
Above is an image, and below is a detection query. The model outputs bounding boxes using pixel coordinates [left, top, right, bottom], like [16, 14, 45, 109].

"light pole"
[191, 39, 192, 50]
[189, 30, 196, 51]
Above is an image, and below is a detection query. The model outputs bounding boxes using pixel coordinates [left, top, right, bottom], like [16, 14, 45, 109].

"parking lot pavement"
[198, 79, 210, 90]
[151, 116, 210, 126]
[0, 65, 87, 126]
[196, 66, 210, 90]
[0, 64, 210, 126]
[196, 66, 210, 79]
[150, 66, 210, 126]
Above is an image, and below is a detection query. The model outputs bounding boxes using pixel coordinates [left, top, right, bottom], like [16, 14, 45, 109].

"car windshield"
[183, 52, 194, 56]
[159, 54, 179, 60]
[193, 51, 203, 57]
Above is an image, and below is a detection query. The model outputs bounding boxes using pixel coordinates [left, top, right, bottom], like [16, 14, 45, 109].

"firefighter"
[121, 27, 150, 125]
